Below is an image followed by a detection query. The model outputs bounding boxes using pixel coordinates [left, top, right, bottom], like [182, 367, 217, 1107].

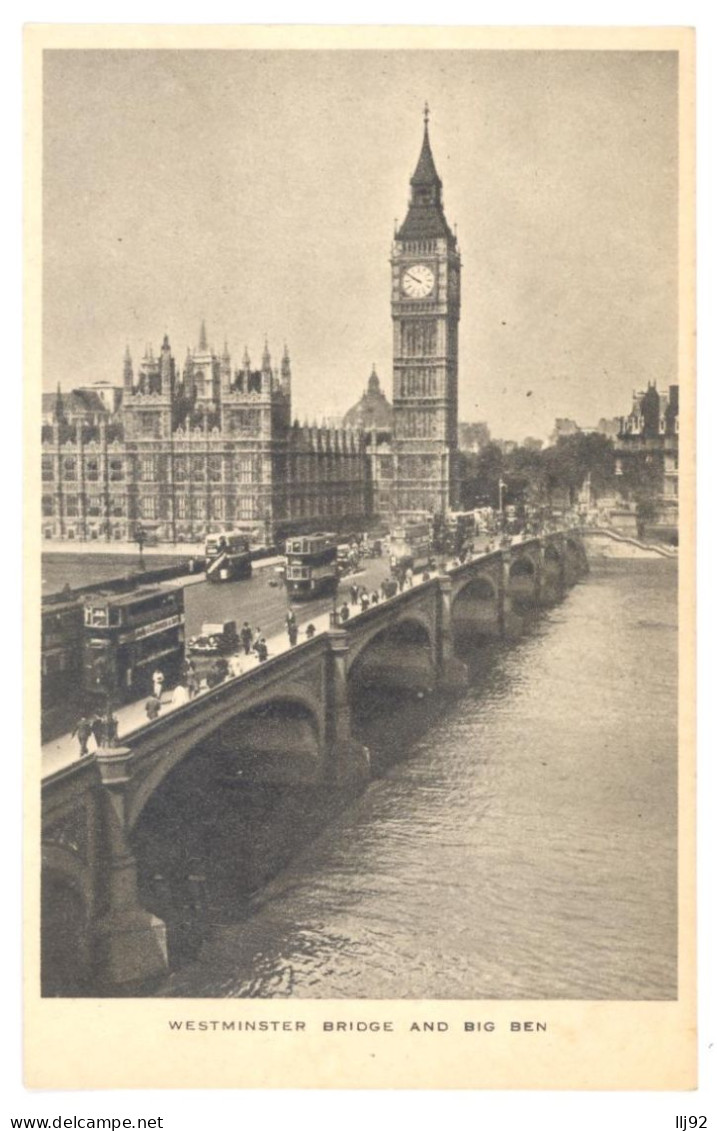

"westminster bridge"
[41, 531, 587, 992]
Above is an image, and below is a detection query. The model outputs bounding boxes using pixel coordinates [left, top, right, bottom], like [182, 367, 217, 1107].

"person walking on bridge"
[288, 621, 298, 646]
[90, 714, 105, 750]
[240, 621, 253, 655]
[152, 668, 165, 701]
[71, 715, 93, 758]
[145, 695, 161, 721]
[340, 600, 350, 622]
[349, 583, 359, 606]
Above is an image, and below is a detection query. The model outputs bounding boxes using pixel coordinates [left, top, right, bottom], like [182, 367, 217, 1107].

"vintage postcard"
[25, 25, 696, 1089]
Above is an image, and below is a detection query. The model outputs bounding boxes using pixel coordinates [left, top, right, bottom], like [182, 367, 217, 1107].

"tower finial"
[424, 101, 430, 128]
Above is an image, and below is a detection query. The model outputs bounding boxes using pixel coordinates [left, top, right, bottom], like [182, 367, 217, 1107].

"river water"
[150, 559, 677, 1001]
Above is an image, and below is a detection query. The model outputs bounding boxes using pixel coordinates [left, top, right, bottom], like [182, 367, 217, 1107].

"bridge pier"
[326, 632, 371, 788]
[537, 538, 566, 606]
[437, 576, 469, 691]
[501, 552, 526, 638]
[94, 746, 169, 990]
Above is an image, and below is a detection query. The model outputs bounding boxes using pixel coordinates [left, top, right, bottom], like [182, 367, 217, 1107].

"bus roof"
[82, 585, 175, 608]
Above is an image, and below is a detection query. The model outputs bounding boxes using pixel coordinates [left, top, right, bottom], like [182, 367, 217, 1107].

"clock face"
[401, 263, 435, 299]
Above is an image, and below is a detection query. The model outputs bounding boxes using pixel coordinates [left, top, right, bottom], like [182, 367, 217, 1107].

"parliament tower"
[391, 106, 460, 517]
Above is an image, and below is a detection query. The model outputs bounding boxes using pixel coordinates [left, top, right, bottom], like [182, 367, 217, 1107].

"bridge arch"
[540, 542, 564, 604]
[128, 684, 325, 828]
[347, 614, 436, 698]
[451, 574, 501, 647]
[41, 846, 94, 996]
[507, 552, 539, 612]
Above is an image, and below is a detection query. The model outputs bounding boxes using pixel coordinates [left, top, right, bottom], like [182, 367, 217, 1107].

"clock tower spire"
[391, 108, 460, 518]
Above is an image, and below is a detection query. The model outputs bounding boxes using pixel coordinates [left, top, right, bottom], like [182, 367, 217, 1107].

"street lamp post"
[134, 522, 146, 570]
[498, 478, 506, 524]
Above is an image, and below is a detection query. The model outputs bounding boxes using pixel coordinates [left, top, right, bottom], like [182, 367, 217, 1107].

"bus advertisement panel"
[82, 585, 185, 706]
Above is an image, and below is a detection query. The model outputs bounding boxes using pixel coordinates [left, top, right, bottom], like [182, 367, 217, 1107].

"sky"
[42, 48, 678, 441]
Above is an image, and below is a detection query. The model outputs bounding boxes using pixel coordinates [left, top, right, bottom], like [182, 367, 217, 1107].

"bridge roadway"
[40, 530, 588, 992]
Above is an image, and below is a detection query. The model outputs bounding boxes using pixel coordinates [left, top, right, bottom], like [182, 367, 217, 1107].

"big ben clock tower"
[391, 105, 460, 518]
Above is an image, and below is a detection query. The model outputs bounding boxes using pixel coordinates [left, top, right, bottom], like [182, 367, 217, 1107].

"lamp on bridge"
[329, 581, 339, 629]
[134, 522, 147, 571]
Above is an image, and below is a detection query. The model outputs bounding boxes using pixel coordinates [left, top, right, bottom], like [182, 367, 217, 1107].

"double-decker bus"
[204, 531, 252, 582]
[284, 532, 339, 599]
[41, 594, 85, 740]
[446, 510, 477, 555]
[82, 585, 185, 706]
[388, 520, 433, 572]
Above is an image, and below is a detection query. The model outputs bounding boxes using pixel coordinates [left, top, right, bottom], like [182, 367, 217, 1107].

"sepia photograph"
[26, 25, 695, 1090]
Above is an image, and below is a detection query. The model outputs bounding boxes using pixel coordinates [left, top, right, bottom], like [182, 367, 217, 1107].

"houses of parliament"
[40, 110, 461, 544]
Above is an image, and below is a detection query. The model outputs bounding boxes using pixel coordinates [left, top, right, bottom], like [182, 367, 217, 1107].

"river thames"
[133, 558, 677, 1001]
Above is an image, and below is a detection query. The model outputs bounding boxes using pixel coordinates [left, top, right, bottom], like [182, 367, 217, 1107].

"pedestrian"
[152, 668, 165, 700]
[305, 622, 316, 639]
[350, 583, 359, 606]
[145, 695, 161, 721]
[71, 715, 93, 757]
[240, 621, 253, 655]
[206, 659, 227, 689]
[288, 622, 298, 646]
[172, 681, 190, 707]
[255, 636, 268, 662]
[406, 566, 414, 587]
[422, 569, 431, 582]
[91, 714, 105, 749]
[397, 571, 405, 593]
[360, 592, 370, 612]
[371, 589, 379, 605]
[285, 609, 296, 629]
[182, 658, 197, 697]
[340, 601, 350, 622]
[380, 578, 389, 600]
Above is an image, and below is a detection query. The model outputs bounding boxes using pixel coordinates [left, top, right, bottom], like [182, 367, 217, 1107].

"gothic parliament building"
[40, 111, 461, 544]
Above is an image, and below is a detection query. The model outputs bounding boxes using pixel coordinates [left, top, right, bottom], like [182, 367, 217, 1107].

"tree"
[542, 432, 616, 505]
[616, 453, 664, 537]
[459, 442, 505, 509]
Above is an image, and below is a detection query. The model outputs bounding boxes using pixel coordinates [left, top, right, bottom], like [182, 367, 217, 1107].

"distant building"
[41, 385, 117, 428]
[595, 417, 621, 440]
[614, 382, 679, 536]
[343, 366, 393, 431]
[550, 418, 582, 444]
[550, 416, 621, 445]
[41, 327, 371, 544]
[496, 439, 518, 456]
[390, 107, 461, 517]
[458, 422, 491, 452]
[41, 110, 466, 541]
[522, 436, 544, 452]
